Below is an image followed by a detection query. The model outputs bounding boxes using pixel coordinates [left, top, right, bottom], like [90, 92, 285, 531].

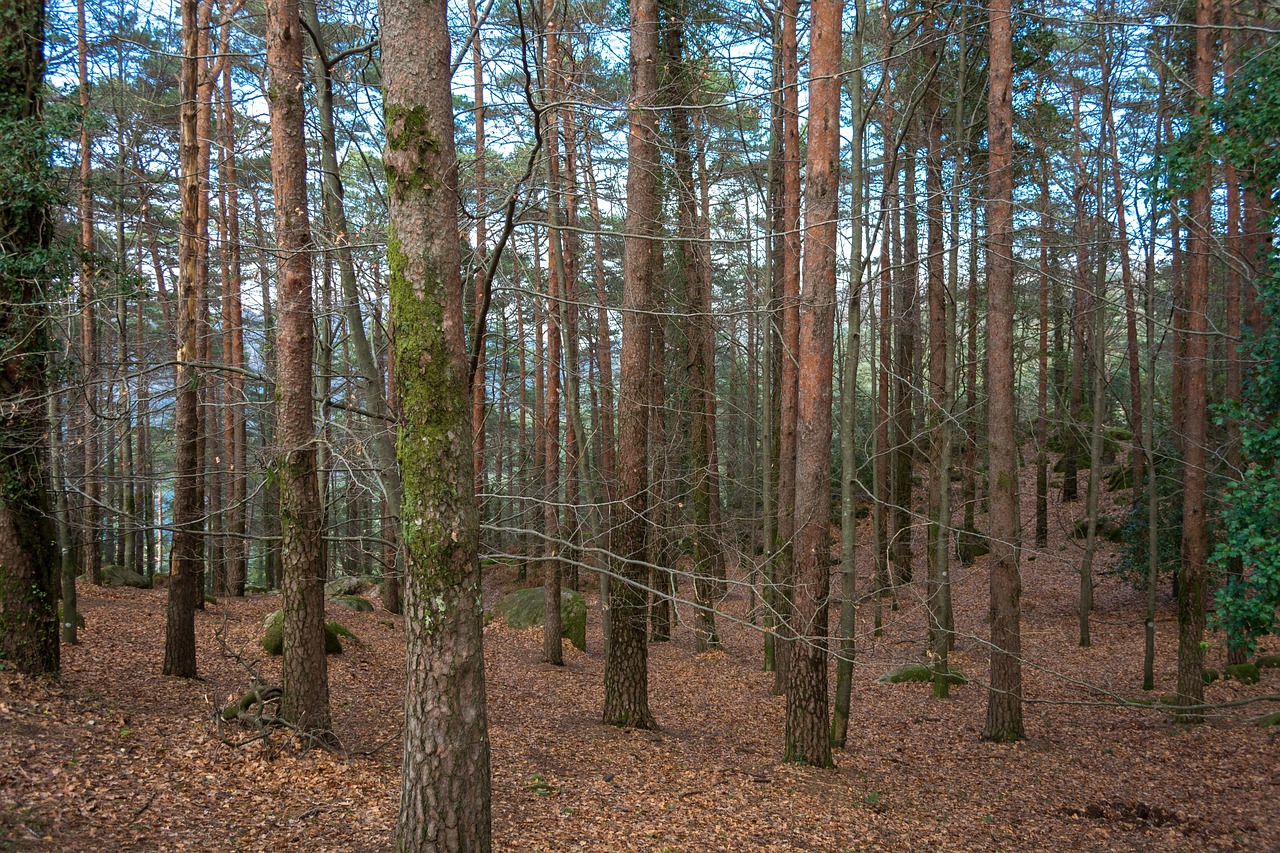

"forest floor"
[3, 471, 1279, 852]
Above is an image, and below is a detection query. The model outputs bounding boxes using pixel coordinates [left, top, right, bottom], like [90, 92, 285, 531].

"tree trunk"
[163, 0, 205, 679]
[383, 0, 493, 841]
[831, 0, 864, 749]
[540, 0, 564, 665]
[923, 17, 952, 698]
[981, 0, 1024, 743]
[603, 0, 658, 730]
[662, 0, 718, 650]
[267, 0, 330, 734]
[771, 0, 802, 696]
[77, 0, 101, 587]
[0, 0, 59, 675]
[1079, 141, 1108, 650]
[784, 0, 840, 767]
[1176, 0, 1215, 719]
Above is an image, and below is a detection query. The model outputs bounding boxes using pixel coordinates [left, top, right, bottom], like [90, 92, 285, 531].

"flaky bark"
[784, 0, 840, 768]
[603, 0, 658, 730]
[267, 0, 330, 733]
[383, 0, 492, 845]
[1176, 0, 1215, 718]
[982, 0, 1023, 743]
[162, 0, 204, 680]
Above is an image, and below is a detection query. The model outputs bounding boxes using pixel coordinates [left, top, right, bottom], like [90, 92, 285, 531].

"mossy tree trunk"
[381, 0, 493, 845]
[0, 0, 59, 676]
[266, 0, 330, 734]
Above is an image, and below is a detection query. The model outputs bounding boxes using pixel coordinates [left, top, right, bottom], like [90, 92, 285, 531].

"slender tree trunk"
[540, 0, 564, 665]
[893, 143, 917, 591]
[1102, 30, 1143, 502]
[982, 0, 1023, 743]
[51, 393, 77, 645]
[1176, 0, 1215, 718]
[662, 0, 718, 650]
[603, 0, 658, 729]
[1079, 141, 1109, 649]
[77, 0, 101, 587]
[647, 290, 671, 643]
[1221, 0, 1247, 667]
[771, 0, 802, 696]
[163, 0, 205, 679]
[383, 0, 493, 841]
[469, 0, 488, 494]
[267, 0, 331, 734]
[831, 0, 864, 748]
[923, 18, 952, 698]
[1035, 145, 1050, 550]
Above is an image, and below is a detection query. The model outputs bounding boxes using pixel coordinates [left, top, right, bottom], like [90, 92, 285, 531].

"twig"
[131, 793, 156, 821]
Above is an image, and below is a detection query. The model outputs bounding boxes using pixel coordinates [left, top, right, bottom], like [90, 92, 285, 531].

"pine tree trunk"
[266, 0, 330, 734]
[163, 0, 205, 679]
[981, 0, 1024, 743]
[923, 19, 952, 698]
[77, 0, 101, 587]
[382, 0, 493, 842]
[784, 0, 840, 767]
[831, 0, 864, 748]
[1176, 0, 1216, 719]
[603, 0, 658, 730]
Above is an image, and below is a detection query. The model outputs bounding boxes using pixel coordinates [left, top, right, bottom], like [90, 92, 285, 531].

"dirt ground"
[3, 478, 1278, 852]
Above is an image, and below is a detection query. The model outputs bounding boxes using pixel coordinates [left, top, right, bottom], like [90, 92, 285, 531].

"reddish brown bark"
[784, 0, 840, 767]
[982, 0, 1024, 743]
[1176, 0, 1216, 717]
[603, 0, 658, 730]
[266, 0, 330, 733]
[162, 0, 204, 680]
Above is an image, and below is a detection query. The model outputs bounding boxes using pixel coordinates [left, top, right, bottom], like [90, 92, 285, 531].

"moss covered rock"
[325, 576, 374, 598]
[1202, 668, 1220, 685]
[101, 564, 150, 589]
[1225, 663, 1260, 685]
[261, 610, 347, 655]
[329, 594, 374, 612]
[876, 663, 967, 685]
[1255, 654, 1280, 669]
[487, 587, 587, 652]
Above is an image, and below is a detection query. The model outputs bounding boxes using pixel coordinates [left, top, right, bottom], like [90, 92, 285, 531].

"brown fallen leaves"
[2, 471, 1279, 851]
